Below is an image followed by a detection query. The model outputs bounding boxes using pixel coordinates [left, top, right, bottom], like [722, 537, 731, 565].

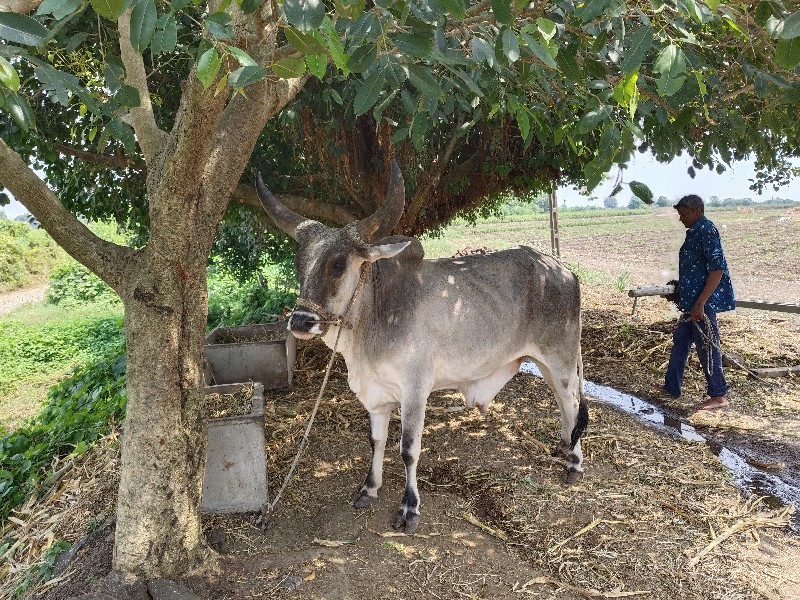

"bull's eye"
[330, 256, 347, 276]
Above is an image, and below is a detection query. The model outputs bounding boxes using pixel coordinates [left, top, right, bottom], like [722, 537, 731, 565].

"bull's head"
[256, 160, 411, 339]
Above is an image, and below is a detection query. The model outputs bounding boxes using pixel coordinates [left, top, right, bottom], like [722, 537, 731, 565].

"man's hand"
[690, 302, 705, 321]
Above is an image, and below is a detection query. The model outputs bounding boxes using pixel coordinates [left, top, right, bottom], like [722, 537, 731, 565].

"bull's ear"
[365, 241, 411, 262]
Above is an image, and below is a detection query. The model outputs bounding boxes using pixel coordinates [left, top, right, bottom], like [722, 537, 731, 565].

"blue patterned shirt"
[678, 216, 735, 312]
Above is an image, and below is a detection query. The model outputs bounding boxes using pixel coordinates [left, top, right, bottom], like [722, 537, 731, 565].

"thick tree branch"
[118, 10, 168, 164]
[0, 0, 42, 13]
[0, 139, 133, 291]
[54, 143, 146, 171]
[232, 183, 356, 225]
[402, 115, 465, 232]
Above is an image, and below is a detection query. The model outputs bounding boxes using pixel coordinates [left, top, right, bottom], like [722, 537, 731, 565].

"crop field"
[422, 205, 800, 305]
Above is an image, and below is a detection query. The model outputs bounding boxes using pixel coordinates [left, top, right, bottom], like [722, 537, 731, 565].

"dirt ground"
[4, 282, 798, 600]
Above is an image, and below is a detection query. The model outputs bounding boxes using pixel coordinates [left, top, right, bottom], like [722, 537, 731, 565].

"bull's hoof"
[564, 469, 584, 484]
[391, 510, 420, 534]
[551, 443, 568, 458]
[352, 490, 378, 509]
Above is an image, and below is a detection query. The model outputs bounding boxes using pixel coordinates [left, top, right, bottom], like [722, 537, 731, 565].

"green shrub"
[45, 260, 118, 306]
[207, 268, 297, 329]
[0, 316, 125, 396]
[0, 345, 127, 521]
[0, 221, 61, 292]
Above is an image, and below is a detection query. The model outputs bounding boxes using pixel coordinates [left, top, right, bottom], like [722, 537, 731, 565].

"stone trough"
[201, 321, 296, 514]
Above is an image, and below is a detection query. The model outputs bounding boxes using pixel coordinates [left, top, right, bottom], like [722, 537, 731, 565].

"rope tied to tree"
[259, 263, 371, 528]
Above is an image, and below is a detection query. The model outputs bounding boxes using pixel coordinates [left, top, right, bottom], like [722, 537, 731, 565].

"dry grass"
[2, 285, 799, 599]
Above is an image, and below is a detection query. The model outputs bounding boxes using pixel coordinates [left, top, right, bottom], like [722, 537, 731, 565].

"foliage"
[0, 219, 61, 292]
[628, 196, 646, 209]
[1, 1, 799, 246]
[10, 539, 71, 598]
[613, 269, 632, 293]
[46, 259, 118, 305]
[0, 343, 126, 521]
[207, 264, 297, 330]
[603, 196, 618, 209]
[0, 314, 124, 396]
[656, 195, 672, 207]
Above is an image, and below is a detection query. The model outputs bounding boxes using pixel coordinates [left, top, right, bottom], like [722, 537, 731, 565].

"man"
[657, 194, 736, 410]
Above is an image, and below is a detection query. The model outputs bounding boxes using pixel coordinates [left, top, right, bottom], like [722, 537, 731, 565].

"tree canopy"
[1, 0, 800, 580]
[2, 0, 799, 240]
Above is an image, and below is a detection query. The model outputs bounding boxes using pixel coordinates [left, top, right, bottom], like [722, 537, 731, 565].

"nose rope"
[294, 262, 370, 330]
[259, 262, 370, 529]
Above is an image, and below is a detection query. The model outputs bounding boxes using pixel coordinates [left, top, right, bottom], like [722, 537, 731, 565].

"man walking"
[657, 194, 735, 410]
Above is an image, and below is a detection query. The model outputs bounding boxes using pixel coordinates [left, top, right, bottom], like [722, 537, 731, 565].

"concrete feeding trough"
[203, 320, 296, 389]
[202, 382, 267, 514]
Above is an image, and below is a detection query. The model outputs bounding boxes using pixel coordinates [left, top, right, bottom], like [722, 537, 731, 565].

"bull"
[256, 161, 589, 533]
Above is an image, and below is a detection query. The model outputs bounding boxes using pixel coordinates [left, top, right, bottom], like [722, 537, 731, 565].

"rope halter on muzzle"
[293, 263, 370, 331]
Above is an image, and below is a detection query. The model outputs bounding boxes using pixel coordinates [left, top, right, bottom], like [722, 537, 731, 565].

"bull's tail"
[569, 351, 588, 450]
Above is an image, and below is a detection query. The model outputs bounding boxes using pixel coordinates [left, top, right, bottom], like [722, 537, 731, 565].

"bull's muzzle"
[288, 309, 323, 340]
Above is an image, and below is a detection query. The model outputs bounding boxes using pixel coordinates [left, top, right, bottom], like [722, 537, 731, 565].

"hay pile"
[2, 284, 799, 599]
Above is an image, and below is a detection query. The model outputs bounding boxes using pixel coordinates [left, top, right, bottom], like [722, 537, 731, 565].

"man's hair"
[673, 194, 704, 211]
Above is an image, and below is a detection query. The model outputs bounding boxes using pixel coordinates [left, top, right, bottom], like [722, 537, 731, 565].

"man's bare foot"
[694, 396, 729, 410]
[652, 384, 679, 397]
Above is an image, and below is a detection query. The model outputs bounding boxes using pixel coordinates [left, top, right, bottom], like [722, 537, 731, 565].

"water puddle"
[519, 360, 799, 534]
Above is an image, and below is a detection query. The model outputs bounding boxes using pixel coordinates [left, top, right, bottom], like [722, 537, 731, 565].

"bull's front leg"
[352, 408, 392, 508]
[391, 395, 428, 534]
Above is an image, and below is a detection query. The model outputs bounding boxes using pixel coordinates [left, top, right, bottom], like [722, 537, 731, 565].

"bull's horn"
[355, 159, 406, 242]
[256, 174, 308, 239]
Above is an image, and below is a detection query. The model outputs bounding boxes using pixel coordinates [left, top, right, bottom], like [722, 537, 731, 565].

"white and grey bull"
[256, 161, 588, 533]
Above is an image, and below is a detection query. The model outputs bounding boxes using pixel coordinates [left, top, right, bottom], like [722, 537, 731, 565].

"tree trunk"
[113, 251, 213, 576]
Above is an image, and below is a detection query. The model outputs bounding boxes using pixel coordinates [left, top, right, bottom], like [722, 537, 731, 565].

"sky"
[556, 151, 800, 208]
[2, 151, 799, 219]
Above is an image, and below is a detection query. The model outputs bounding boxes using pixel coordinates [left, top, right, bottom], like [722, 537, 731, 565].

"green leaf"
[613, 68, 639, 120]
[151, 13, 177, 55]
[241, 0, 265, 14]
[285, 26, 326, 55]
[654, 44, 686, 96]
[516, 108, 531, 144]
[197, 47, 222, 89]
[130, 0, 157, 52]
[501, 28, 520, 63]
[520, 31, 556, 68]
[229, 65, 269, 88]
[776, 37, 800, 69]
[347, 43, 376, 73]
[619, 25, 652, 74]
[410, 112, 431, 150]
[284, 0, 326, 33]
[471, 37, 496, 68]
[491, 0, 513, 26]
[446, 66, 484, 97]
[0, 13, 50, 46]
[629, 181, 654, 204]
[406, 64, 442, 98]
[205, 12, 233, 39]
[89, 0, 125, 20]
[229, 46, 258, 67]
[537, 18, 556, 41]
[305, 53, 327, 79]
[440, 0, 466, 20]
[754, 2, 773, 27]
[37, 0, 82, 20]
[392, 30, 434, 58]
[322, 17, 349, 74]
[0, 57, 20, 92]
[4, 91, 35, 131]
[270, 57, 306, 79]
[780, 11, 800, 40]
[353, 66, 385, 116]
[576, 105, 611, 133]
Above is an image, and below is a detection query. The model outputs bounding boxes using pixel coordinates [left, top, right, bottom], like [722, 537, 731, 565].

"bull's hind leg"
[534, 357, 588, 483]
[459, 359, 522, 416]
[353, 408, 392, 508]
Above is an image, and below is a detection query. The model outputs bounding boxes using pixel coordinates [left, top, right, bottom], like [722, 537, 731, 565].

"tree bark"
[114, 250, 213, 575]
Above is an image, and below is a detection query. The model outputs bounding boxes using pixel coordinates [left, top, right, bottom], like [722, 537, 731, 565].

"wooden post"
[549, 188, 560, 258]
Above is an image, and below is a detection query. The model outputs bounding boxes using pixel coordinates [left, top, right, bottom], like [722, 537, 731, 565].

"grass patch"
[0, 301, 124, 431]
